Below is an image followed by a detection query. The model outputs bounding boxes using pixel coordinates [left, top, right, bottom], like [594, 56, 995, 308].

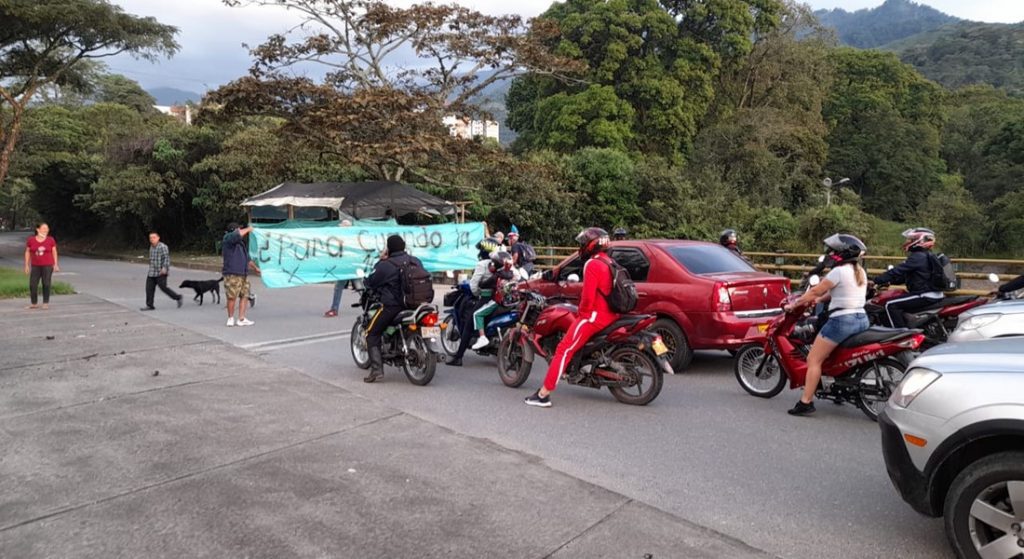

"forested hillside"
[814, 0, 958, 48]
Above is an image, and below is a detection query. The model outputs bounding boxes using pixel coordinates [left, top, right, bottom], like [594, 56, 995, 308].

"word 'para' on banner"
[249, 222, 486, 289]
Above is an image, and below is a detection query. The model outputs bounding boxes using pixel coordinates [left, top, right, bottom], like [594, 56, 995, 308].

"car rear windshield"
[665, 245, 756, 275]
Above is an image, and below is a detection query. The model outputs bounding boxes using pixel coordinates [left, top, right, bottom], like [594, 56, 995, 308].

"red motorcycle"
[497, 290, 674, 406]
[734, 297, 925, 421]
[866, 286, 986, 348]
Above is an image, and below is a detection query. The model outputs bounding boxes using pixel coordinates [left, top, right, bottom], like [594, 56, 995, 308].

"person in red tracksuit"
[525, 227, 619, 408]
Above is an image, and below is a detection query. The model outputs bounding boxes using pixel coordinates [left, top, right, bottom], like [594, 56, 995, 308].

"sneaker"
[471, 336, 490, 350]
[226, 317, 236, 327]
[447, 357, 463, 367]
[237, 318, 254, 327]
[788, 400, 816, 416]
[177, 298, 183, 308]
[140, 307, 155, 312]
[524, 391, 552, 408]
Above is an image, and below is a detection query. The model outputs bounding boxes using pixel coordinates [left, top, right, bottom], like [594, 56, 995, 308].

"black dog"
[179, 278, 223, 306]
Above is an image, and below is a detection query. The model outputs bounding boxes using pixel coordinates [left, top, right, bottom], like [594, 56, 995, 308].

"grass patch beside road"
[0, 267, 75, 299]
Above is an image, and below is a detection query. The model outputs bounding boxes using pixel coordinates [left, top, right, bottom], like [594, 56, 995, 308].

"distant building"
[154, 104, 193, 125]
[443, 115, 499, 141]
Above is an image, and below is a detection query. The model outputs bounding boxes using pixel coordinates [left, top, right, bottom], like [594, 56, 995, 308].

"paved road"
[0, 233, 951, 559]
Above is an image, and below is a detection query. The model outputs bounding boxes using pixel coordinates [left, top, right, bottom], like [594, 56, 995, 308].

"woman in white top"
[784, 234, 869, 416]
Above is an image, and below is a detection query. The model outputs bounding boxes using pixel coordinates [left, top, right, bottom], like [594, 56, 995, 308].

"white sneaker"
[471, 336, 489, 350]
[237, 318, 255, 327]
[226, 317, 236, 327]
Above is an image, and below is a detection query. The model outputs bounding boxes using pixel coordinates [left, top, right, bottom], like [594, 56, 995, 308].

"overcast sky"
[108, 0, 1024, 93]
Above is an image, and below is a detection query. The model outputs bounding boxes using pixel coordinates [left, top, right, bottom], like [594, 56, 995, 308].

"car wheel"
[944, 451, 1024, 559]
[652, 318, 692, 372]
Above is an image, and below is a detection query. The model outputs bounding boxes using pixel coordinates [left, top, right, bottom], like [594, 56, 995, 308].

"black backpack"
[928, 252, 959, 292]
[391, 259, 435, 309]
[603, 257, 638, 314]
[519, 243, 537, 264]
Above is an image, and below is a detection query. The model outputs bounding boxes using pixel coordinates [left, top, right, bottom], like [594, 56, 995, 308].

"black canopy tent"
[241, 181, 459, 221]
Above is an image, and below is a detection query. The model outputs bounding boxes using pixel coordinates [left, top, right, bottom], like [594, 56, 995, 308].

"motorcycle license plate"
[421, 327, 440, 340]
[652, 339, 669, 356]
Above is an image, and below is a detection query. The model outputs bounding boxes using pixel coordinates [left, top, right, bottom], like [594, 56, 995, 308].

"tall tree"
[207, 0, 574, 183]
[0, 0, 178, 189]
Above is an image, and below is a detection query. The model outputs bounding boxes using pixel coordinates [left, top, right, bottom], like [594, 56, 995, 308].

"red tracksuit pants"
[543, 313, 612, 392]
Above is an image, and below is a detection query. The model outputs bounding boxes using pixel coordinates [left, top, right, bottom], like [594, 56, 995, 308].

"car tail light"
[421, 313, 439, 327]
[713, 282, 732, 312]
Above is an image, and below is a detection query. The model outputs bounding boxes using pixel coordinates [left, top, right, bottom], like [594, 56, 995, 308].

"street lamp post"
[822, 177, 851, 206]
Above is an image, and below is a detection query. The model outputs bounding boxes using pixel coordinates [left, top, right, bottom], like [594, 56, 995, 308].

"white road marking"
[240, 330, 352, 352]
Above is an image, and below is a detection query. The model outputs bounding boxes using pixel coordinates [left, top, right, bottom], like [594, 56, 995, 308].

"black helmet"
[823, 233, 866, 264]
[489, 251, 513, 270]
[476, 237, 500, 259]
[720, 229, 737, 246]
[575, 227, 609, 259]
[612, 227, 628, 240]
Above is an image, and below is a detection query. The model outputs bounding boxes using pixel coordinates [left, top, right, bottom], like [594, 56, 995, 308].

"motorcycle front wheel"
[608, 347, 663, 406]
[856, 357, 907, 421]
[440, 314, 460, 356]
[497, 334, 532, 388]
[734, 344, 786, 398]
[350, 318, 370, 370]
[402, 332, 437, 386]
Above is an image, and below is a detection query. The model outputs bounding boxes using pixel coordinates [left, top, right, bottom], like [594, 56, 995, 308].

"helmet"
[612, 227, 628, 240]
[489, 251, 513, 270]
[575, 227, 609, 259]
[823, 233, 866, 264]
[720, 229, 737, 246]
[476, 237, 500, 258]
[901, 228, 935, 252]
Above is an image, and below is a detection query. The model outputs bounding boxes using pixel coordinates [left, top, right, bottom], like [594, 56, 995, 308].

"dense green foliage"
[814, 0, 958, 49]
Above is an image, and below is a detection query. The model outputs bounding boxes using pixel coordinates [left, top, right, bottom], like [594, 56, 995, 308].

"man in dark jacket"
[872, 228, 944, 328]
[362, 235, 422, 383]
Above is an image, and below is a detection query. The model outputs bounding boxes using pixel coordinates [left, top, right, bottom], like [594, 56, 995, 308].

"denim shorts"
[819, 312, 869, 344]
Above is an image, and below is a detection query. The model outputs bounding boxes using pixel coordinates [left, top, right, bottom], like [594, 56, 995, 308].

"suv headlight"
[891, 368, 941, 409]
[958, 314, 999, 331]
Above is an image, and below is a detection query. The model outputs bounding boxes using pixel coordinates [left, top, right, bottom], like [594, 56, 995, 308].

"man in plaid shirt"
[142, 231, 182, 311]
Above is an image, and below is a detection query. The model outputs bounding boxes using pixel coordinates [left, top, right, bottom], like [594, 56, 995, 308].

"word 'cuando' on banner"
[249, 222, 486, 289]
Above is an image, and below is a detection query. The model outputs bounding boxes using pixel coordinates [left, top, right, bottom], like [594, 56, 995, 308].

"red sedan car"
[524, 240, 791, 371]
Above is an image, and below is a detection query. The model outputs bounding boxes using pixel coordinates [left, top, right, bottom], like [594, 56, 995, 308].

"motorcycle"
[348, 269, 442, 386]
[865, 285, 985, 348]
[440, 281, 520, 357]
[497, 290, 674, 406]
[734, 287, 925, 421]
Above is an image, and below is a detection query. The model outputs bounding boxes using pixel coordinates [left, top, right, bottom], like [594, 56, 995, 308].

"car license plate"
[421, 327, 440, 340]
[652, 338, 668, 356]
[757, 323, 770, 333]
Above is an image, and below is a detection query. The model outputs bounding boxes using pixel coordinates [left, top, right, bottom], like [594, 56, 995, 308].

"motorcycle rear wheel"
[497, 334, 532, 388]
[440, 314, 460, 356]
[734, 344, 786, 398]
[608, 347, 663, 406]
[855, 357, 906, 421]
[350, 318, 370, 370]
[402, 333, 437, 386]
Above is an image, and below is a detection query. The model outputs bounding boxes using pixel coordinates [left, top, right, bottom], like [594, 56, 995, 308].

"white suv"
[880, 338, 1024, 559]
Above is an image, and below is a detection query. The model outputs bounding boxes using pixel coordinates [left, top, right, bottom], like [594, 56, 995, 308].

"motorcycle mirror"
[989, 273, 1000, 283]
[356, 268, 366, 278]
[445, 270, 455, 279]
[567, 273, 580, 283]
[887, 265, 894, 271]
[809, 275, 821, 287]
[817, 255, 825, 263]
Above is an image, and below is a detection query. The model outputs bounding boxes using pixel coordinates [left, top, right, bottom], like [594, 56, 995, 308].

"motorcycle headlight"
[957, 314, 1000, 331]
[890, 368, 941, 409]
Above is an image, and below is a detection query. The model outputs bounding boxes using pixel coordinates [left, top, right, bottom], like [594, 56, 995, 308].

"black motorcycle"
[349, 278, 442, 386]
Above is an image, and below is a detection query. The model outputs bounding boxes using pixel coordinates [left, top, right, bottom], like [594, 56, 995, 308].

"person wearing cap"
[362, 235, 423, 383]
[222, 222, 259, 327]
[507, 225, 534, 275]
[324, 219, 354, 317]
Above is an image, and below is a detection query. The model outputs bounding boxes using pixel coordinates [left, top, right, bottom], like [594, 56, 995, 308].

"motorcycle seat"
[597, 314, 653, 336]
[839, 326, 919, 348]
[393, 310, 416, 324]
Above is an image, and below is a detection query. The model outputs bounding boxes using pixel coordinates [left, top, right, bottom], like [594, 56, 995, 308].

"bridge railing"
[532, 247, 1024, 296]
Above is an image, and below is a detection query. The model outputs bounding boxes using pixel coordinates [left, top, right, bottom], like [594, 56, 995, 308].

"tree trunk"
[0, 102, 25, 191]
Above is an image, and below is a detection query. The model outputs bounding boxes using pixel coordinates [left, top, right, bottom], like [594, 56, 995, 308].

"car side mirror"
[566, 273, 580, 284]
[809, 275, 821, 287]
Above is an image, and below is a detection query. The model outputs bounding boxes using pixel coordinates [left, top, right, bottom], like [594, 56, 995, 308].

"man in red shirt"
[24, 222, 59, 309]
[525, 227, 619, 408]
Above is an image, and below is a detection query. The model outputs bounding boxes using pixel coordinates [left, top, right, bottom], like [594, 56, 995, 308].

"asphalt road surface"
[0, 233, 951, 559]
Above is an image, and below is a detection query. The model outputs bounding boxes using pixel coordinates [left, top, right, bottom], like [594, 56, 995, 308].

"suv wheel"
[944, 451, 1024, 559]
[652, 318, 692, 372]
